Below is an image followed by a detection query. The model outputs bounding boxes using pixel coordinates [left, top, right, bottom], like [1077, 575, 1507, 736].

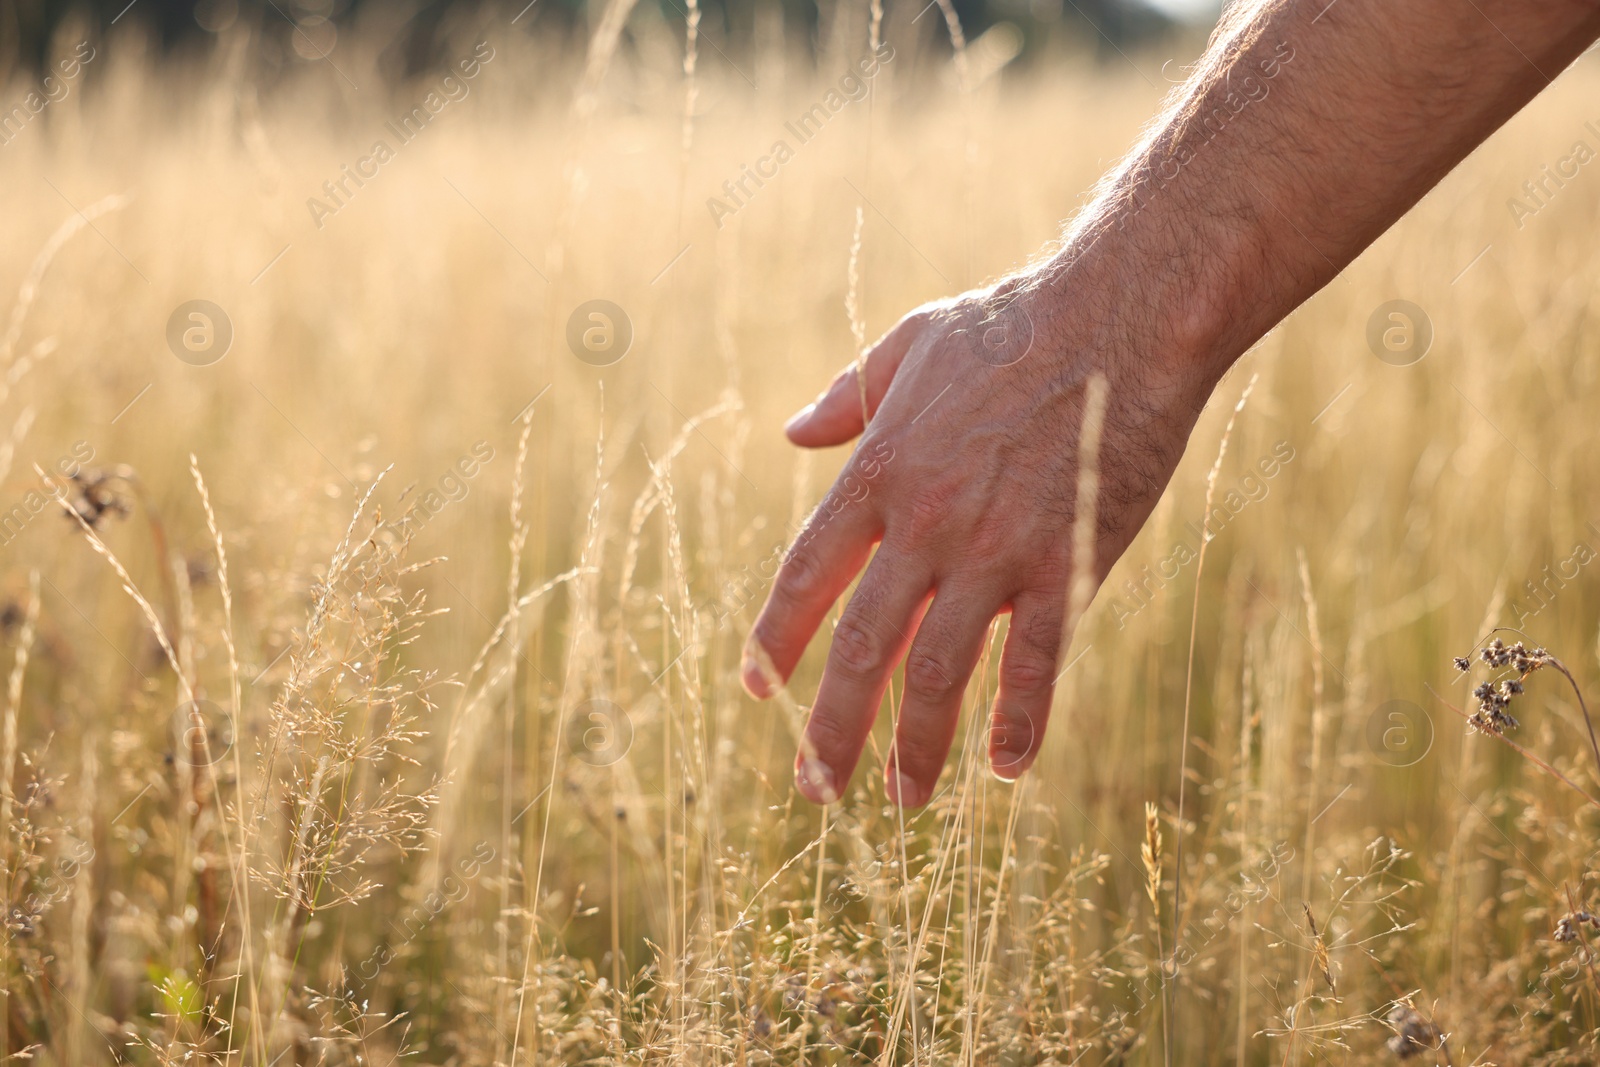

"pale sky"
[1133, 0, 1223, 25]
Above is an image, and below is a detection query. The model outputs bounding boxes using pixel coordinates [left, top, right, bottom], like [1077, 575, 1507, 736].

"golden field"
[4, 9, 1600, 1064]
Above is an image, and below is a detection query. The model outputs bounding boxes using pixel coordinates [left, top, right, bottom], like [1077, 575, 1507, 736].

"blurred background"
[1, 0, 1210, 77]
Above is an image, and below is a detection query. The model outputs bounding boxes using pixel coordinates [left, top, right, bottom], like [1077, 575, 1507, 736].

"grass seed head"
[1141, 802, 1162, 915]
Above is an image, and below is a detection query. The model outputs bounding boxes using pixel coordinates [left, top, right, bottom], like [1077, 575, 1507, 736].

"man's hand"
[744, 0, 1600, 807]
[742, 277, 1219, 806]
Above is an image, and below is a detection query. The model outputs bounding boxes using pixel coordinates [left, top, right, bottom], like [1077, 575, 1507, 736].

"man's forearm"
[1045, 0, 1600, 386]
[756, 0, 1600, 805]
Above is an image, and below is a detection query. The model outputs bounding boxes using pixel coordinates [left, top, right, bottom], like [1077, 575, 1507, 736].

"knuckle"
[1001, 651, 1055, 694]
[1025, 555, 1072, 593]
[829, 615, 889, 679]
[808, 491, 844, 524]
[775, 542, 828, 606]
[891, 728, 944, 775]
[834, 473, 870, 505]
[905, 646, 961, 700]
[903, 481, 960, 540]
[965, 520, 1013, 564]
[1016, 601, 1065, 655]
[805, 710, 855, 758]
[852, 434, 896, 479]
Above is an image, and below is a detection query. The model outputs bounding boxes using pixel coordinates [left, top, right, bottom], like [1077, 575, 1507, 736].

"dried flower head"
[1385, 1002, 1443, 1060]
[1555, 910, 1600, 943]
[59, 467, 133, 529]
[1459, 638, 1549, 736]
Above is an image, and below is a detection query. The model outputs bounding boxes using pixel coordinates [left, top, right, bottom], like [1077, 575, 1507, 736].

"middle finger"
[795, 542, 932, 804]
[885, 578, 1008, 807]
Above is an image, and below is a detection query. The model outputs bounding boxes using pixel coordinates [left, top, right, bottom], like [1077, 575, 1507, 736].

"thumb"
[784, 312, 924, 448]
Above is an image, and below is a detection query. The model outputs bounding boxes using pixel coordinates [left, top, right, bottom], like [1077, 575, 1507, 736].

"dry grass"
[4, 8, 1600, 1065]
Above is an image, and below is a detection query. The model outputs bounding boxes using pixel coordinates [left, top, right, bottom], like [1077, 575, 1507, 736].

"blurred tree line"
[1, 0, 1190, 80]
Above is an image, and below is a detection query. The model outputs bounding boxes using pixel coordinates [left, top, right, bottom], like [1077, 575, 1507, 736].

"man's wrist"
[1021, 174, 1255, 402]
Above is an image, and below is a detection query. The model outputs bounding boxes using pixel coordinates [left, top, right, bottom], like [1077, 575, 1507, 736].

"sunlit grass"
[3, 10, 1600, 1064]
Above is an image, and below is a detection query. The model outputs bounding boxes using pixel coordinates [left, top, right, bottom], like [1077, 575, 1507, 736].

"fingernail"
[989, 708, 1037, 782]
[796, 758, 839, 805]
[887, 768, 927, 808]
[783, 403, 817, 433]
[990, 746, 1034, 783]
[741, 640, 771, 699]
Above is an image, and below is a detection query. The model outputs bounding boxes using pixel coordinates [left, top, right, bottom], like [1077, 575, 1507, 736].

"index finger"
[742, 478, 880, 698]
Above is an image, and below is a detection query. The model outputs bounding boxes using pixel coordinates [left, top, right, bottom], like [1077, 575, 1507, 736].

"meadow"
[3, 6, 1600, 1064]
